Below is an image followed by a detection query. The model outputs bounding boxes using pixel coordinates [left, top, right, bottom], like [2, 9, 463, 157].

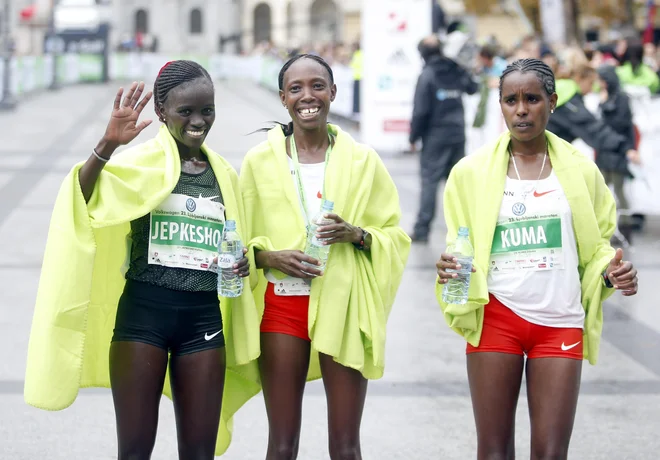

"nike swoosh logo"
[204, 330, 223, 341]
[561, 341, 581, 351]
[534, 189, 557, 197]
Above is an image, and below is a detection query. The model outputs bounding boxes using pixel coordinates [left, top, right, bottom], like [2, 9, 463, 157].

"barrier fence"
[2, 52, 659, 216]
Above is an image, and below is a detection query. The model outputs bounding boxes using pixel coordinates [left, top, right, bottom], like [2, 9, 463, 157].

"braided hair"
[499, 58, 555, 99]
[276, 54, 335, 136]
[153, 60, 213, 121]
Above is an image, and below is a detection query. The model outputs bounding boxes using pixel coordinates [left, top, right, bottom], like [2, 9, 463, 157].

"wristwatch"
[602, 269, 614, 289]
[353, 227, 369, 251]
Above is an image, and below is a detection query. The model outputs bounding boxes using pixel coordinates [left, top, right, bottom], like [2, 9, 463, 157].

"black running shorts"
[112, 279, 225, 355]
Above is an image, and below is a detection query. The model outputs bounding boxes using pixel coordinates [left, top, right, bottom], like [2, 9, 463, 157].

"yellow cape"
[24, 125, 262, 456]
[437, 130, 617, 364]
[240, 124, 411, 380]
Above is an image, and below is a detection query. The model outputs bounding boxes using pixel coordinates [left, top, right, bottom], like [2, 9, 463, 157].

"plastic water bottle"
[442, 226, 474, 305]
[303, 199, 335, 273]
[217, 220, 243, 298]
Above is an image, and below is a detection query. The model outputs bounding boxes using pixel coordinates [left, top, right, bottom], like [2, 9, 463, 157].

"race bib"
[148, 194, 225, 272]
[274, 278, 312, 296]
[490, 216, 564, 272]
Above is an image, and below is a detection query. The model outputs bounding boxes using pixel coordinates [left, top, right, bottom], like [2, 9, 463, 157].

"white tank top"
[487, 171, 585, 329]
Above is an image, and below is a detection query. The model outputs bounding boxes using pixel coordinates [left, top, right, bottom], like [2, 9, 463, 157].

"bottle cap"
[225, 220, 236, 231]
[458, 226, 469, 236]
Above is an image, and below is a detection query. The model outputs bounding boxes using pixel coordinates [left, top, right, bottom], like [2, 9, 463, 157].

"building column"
[242, 0, 256, 51]
[290, 0, 311, 48]
[271, 1, 287, 47]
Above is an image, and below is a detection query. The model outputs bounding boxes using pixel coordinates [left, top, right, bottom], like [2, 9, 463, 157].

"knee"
[118, 450, 152, 460]
[531, 447, 569, 460]
[268, 441, 299, 460]
[329, 441, 361, 460]
[477, 445, 514, 460]
[177, 445, 215, 460]
[480, 454, 512, 460]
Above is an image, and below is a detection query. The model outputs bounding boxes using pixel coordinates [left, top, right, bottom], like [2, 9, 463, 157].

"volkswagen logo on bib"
[186, 198, 196, 212]
[512, 202, 526, 216]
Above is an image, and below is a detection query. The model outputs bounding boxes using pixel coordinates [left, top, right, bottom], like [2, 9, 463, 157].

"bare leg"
[169, 348, 226, 460]
[526, 358, 582, 460]
[319, 353, 368, 460]
[259, 333, 311, 460]
[467, 352, 525, 460]
[110, 341, 169, 460]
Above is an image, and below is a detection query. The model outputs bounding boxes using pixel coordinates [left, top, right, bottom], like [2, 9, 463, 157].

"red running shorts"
[466, 294, 584, 360]
[261, 282, 310, 341]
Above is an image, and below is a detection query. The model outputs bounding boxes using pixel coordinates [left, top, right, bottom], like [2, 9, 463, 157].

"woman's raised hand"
[103, 81, 153, 148]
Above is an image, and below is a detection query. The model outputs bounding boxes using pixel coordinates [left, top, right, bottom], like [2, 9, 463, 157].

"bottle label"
[217, 254, 236, 269]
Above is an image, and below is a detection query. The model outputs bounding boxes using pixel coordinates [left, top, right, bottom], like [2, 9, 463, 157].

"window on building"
[190, 8, 203, 35]
[253, 3, 272, 44]
[135, 9, 148, 34]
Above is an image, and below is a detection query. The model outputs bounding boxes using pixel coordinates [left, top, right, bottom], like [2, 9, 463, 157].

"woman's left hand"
[316, 213, 362, 245]
[606, 248, 638, 296]
[214, 247, 250, 278]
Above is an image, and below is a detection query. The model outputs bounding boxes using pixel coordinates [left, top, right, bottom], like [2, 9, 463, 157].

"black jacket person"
[545, 68, 631, 168]
[409, 35, 478, 242]
[546, 65, 637, 241]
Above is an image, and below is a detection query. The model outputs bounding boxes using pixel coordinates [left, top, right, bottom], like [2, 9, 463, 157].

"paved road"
[0, 81, 659, 459]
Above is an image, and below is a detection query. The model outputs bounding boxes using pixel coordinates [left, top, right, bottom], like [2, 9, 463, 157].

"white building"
[242, 0, 362, 50]
[10, 0, 362, 56]
[109, 0, 241, 54]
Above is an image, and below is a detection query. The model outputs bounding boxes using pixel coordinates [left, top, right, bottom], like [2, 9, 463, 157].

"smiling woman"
[24, 60, 259, 459]
[239, 54, 411, 460]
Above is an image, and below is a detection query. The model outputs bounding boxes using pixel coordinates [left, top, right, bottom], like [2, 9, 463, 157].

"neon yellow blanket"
[24, 125, 262, 455]
[240, 124, 411, 380]
[437, 130, 616, 365]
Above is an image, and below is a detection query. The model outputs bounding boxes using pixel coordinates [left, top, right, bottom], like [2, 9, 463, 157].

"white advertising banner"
[539, 0, 566, 46]
[361, 0, 431, 153]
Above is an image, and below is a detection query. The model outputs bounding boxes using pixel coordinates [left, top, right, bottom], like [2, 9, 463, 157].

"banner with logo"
[361, 0, 431, 153]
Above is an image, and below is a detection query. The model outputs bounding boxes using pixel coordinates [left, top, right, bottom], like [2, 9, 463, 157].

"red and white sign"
[361, 0, 431, 153]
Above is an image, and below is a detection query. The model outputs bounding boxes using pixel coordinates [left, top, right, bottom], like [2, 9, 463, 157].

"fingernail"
[456, 264, 462, 269]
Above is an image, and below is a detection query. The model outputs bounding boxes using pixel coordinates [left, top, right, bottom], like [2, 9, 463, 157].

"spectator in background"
[409, 34, 478, 243]
[541, 48, 559, 75]
[643, 42, 659, 72]
[546, 63, 639, 243]
[597, 65, 639, 244]
[350, 41, 363, 117]
[476, 45, 507, 88]
[617, 39, 660, 94]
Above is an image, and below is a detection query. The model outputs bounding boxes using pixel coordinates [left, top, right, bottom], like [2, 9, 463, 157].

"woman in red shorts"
[240, 54, 411, 459]
[436, 58, 639, 459]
